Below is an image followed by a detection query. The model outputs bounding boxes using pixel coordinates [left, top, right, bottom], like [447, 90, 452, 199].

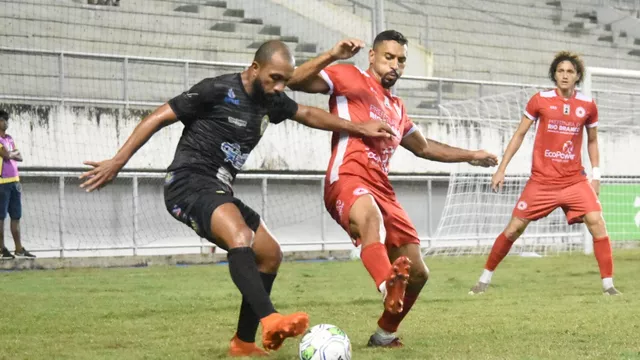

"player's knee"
[228, 227, 255, 249]
[585, 212, 606, 236]
[259, 244, 283, 273]
[410, 266, 429, 285]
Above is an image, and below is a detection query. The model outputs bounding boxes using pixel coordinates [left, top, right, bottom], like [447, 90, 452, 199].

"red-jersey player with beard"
[469, 51, 621, 296]
[288, 31, 498, 347]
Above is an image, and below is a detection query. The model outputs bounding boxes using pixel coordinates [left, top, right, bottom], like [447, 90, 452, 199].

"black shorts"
[163, 170, 261, 246]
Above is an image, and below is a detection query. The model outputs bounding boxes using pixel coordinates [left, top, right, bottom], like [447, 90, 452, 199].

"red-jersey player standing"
[288, 31, 499, 347]
[469, 51, 621, 296]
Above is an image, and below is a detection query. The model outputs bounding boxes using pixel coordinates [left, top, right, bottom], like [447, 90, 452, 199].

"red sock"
[377, 292, 419, 333]
[360, 242, 392, 289]
[484, 232, 514, 271]
[593, 236, 613, 278]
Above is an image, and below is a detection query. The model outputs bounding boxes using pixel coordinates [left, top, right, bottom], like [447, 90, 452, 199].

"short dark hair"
[373, 30, 408, 49]
[0, 110, 8, 121]
[253, 40, 293, 65]
[549, 51, 585, 85]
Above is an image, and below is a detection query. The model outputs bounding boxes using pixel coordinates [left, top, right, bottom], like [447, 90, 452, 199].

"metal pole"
[123, 57, 129, 109]
[58, 176, 65, 258]
[59, 52, 65, 105]
[261, 178, 268, 224]
[374, 0, 385, 35]
[132, 176, 139, 256]
[582, 68, 594, 255]
[320, 178, 326, 252]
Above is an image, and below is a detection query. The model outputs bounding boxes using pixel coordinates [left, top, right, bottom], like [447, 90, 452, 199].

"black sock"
[227, 247, 276, 324]
[236, 272, 277, 343]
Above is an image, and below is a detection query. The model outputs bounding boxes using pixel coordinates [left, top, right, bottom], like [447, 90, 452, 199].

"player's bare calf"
[261, 312, 310, 351]
[383, 256, 411, 314]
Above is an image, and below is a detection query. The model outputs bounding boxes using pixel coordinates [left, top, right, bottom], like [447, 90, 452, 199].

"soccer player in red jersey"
[288, 31, 499, 347]
[468, 51, 620, 296]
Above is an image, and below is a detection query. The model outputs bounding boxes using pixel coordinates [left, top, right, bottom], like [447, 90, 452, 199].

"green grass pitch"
[1, 251, 639, 359]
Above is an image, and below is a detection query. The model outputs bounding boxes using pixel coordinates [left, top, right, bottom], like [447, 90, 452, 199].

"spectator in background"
[0, 110, 34, 259]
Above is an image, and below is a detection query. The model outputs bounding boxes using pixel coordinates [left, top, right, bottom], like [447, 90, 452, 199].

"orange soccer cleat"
[228, 334, 269, 357]
[383, 256, 412, 314]
[260, 312, 309, 351]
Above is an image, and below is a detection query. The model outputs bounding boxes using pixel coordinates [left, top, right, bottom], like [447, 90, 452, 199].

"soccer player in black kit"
[79, 40, 393, 356]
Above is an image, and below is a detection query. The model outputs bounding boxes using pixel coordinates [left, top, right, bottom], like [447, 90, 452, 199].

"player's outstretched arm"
[292, 105, 394, 139]
[79, 104, 179, 192]
[586, 126, 601, 195]
[401, 128, 498, 165]
[490, 115, 535, 191]
[287, 38, 365, 93]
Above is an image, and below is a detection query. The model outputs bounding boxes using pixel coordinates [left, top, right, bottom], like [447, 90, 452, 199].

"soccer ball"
[299, 324, 351, 360]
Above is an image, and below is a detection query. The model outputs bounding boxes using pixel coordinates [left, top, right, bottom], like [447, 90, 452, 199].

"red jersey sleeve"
[401, 110, 418, 139]
[319, 64, 359, 96]
[585, 100, 599, 128]
[524, 93, 541, 121]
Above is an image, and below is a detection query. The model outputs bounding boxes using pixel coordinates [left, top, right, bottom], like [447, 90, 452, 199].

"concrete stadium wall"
[2, 103, 636, 176]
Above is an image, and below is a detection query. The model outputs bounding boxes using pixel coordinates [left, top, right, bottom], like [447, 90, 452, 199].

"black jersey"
[167, 73, 298, 190]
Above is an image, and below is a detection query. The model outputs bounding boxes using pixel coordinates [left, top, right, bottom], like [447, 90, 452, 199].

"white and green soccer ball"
[299, 324, 352, 360]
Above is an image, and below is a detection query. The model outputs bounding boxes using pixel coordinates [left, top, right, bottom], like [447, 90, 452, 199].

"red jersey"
[320, 64, 417, 189]
[524, 89, 598, 185]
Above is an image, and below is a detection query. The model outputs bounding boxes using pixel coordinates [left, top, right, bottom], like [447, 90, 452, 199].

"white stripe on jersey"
[319, 70, 335, 96]
[329, 96, 351, 184]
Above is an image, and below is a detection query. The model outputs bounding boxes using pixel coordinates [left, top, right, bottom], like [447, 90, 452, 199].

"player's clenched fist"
[79, 158, 125, 192]
[329, 38, 365, 60]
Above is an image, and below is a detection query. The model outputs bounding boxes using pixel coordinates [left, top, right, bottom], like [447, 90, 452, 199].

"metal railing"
[3, 47, 639, 122]
[19, 170, 450, 257]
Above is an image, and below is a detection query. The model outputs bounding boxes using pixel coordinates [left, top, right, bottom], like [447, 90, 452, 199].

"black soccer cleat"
[1, 247, 15, 260]
[14, 248, 36, 259]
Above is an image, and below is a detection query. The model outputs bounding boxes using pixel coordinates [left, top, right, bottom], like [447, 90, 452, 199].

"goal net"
[0, 0, 349, 257]
[428, 68, 640, 256]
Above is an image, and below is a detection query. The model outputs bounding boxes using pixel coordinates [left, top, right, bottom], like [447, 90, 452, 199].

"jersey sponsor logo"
[517, 201, 528, 210]
[547, 120, 580, 135]
[260, 115, 269, 135]
[221, 142, 249, 170]
[369, 105, 401, 137]
[216, 167, 233, 188]
[185, 92, 198, 98]
[336, 200, 344, 218]
[227, 116, 247, 127]
[366, 146, 396, 174]
[563, 104, 570, 115]
[544, 140, 575, 162]
[550, 105, 558, 110]
[224, 88, 240, 105]
[575, 106, 586, 118]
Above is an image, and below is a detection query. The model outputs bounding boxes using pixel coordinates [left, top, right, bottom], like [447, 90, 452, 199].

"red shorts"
[513, 179, 602, 224]
[324, 176, 420, 248]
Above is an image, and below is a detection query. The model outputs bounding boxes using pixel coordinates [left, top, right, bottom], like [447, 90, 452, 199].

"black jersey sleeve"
[168, 78, 220, 125]
[267, 92, 299, 125]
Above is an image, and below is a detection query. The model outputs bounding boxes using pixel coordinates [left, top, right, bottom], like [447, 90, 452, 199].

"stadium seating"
[1, 0, 639, 114]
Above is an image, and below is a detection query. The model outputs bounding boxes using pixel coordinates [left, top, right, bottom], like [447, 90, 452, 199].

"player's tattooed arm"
[292, 105, 394, 139]
[79, 104, 179, 192]
[401, 129, 498, 165]
[287, 38, 365, 93]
